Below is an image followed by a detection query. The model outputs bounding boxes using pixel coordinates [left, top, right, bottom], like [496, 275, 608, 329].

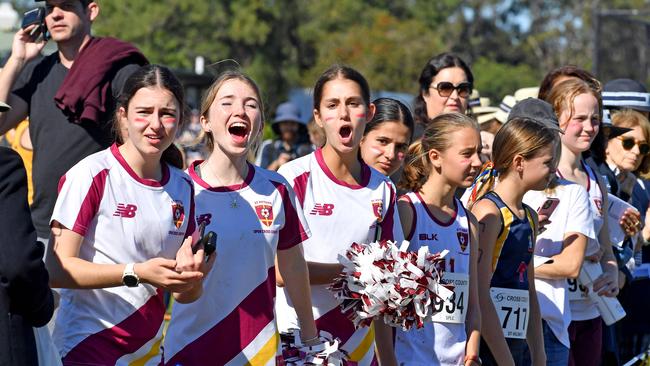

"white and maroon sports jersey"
[395, 192, 471, 366]
[275, 149, 404, 366]
[163, 161, 310, 366]
[50, 144, 195, 366]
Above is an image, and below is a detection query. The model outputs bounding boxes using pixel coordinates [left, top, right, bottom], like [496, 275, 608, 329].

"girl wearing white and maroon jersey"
[274, 65, 404, 366]
[544, 78, 620, 366]
[162, 71, 318, 365]
[523, 178, 593, 366]
[387, 113, 482, 366]
[47, 65, 213, 366]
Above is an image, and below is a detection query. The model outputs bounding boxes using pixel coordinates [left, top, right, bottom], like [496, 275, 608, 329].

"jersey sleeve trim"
[379, 182, 397, 242]
[183, 177, 196, 238]
[72, 168, 110, 236]
[272, 181, 310, 250]
[399, 193, 417, 241]
[292, 171, 310, 207]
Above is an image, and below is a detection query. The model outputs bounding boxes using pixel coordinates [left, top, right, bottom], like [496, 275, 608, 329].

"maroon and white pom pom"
[279, 329, 347, 366]
[329, 240, 454, 331]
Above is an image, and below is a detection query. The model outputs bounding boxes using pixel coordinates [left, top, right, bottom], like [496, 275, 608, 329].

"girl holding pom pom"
[274, 64, 404, 366]
[386, 112, 483, 366]
[469, 116, 561, 366]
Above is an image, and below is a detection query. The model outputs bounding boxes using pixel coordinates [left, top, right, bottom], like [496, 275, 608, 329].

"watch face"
[123, 275, 139, 287]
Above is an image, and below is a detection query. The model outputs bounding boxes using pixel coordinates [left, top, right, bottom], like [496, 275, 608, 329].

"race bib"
[430, 273, 469, 324]
[490, 287, 529, 339]
[567, 278, 589, 301]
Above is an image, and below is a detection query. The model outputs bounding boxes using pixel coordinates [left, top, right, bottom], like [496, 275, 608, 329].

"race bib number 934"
[430, 272, 469, 324]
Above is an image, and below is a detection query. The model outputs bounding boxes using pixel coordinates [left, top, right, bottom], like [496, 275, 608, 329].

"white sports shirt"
[163, 161, 310, 366]
[50, 144, 195, 365]
[275, 149, 404, 366]
[562, 162, 604, 321]
[523, 179, 595, 348]
[394, 192, 472, 366]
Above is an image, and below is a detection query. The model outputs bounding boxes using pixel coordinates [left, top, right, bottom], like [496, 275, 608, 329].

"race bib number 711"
[490, 287, 530, 339]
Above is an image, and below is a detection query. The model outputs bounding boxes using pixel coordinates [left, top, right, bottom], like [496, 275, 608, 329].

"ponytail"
[466, 161, 498, 209]
[398, 140, 429, 192]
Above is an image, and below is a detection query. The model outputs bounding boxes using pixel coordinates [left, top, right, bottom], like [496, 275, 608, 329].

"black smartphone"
[21, 8, 48, 41]
[194, 221, 217, 260]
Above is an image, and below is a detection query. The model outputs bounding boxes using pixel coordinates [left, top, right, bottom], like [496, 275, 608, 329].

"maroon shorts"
[568, 317, 603, 366]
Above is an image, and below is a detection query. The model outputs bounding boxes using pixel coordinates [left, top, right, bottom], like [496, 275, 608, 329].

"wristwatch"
[122, 263, 140, 287]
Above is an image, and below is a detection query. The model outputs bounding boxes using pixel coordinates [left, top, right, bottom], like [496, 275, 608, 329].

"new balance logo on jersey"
[114, 203, 137, 218]
[310, 203, 334, 216]
[419, 233, 438, 241]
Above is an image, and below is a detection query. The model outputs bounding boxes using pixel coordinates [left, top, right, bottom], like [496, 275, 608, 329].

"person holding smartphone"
[47, 65, 212, 365]
[523, 136, 595, 366]
[0, 0, 147, 248]
[162, 70, 318, 365]
[543, 78, 620, 366]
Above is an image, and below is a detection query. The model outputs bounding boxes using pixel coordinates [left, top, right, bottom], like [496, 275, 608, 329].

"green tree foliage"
[92, 0, 649, 110]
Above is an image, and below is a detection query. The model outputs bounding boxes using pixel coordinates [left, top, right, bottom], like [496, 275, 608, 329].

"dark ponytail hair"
[113, 64, 186, 169]
[364, 98, 414, 141]
[313, 64, 371, 111]
[413, 53, 473, 126]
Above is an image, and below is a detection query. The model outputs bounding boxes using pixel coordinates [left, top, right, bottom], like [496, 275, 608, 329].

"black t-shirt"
[12, 53, 140, 237]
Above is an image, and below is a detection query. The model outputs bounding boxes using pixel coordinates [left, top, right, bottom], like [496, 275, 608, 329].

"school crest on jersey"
[255, 202, 274, 227]
[172, 200, 185, 229]
[371, 199, 383, 221]
[457, 228, 469, 252]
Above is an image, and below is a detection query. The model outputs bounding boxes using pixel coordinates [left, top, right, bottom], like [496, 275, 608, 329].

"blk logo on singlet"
[114, 203, 137, 218]
[310, 203, 334, 216]
[419, 233, 438, 241]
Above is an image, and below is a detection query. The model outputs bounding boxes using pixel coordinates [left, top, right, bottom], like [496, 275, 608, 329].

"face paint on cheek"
[323, 116, 336, 122]
[162, 117, 177, 127]
[369, 146, 384, 158]
[396, 151, 406, 161]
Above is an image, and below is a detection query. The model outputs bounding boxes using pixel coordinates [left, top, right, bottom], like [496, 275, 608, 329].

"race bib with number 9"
[567, 278, 589, 301]
[430, 272, 469, 324]
[490, 287, 530, 339]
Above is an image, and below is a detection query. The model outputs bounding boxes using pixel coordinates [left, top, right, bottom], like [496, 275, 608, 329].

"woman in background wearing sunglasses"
[412, 53, 474, 140]
[606, 110, 650, 196]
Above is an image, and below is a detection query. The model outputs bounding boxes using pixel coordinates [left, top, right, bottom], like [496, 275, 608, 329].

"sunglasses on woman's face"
[430, 82, 472, 98]
[617, 136, 650, 155]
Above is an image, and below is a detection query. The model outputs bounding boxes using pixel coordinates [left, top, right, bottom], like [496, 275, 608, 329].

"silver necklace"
[201, 161, 247, 209]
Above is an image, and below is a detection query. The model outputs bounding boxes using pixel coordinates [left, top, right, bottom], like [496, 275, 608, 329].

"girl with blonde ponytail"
[391, 112, 483, 366]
